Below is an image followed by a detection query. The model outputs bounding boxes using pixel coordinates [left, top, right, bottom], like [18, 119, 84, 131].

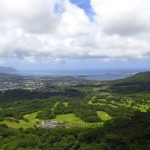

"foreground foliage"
[0, 111, 149, 150]
[0, 72, 150, 149]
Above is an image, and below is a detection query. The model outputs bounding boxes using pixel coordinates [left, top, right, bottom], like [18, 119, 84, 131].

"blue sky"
[70, 0, 95, 20]
[0, 0, 150, 72]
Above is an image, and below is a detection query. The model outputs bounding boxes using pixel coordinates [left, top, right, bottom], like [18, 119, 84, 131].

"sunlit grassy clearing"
[0, 112, 41, 129]
[113, 99, 150, 112]
[88, 97, 117, 108]
[1, 118, 34, 129]
[51, 113, 104, 127]
[133, 105, 150, 112]
[54, 102, 59, 108]
[0, 111, 112, 129]
[63, 102, 68, 107]
[96, 111, 112, 121]
[24, 112, 39, 121]
[51, 113, 85, 124]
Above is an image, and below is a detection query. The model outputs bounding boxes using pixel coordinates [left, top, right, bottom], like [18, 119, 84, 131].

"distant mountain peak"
[0, 66, 17, 74]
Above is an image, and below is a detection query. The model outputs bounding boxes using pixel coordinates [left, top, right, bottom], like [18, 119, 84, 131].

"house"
[39, 121, 65, 128]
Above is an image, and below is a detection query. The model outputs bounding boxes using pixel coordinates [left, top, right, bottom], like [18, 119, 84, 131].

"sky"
[0, 0, 150, 71]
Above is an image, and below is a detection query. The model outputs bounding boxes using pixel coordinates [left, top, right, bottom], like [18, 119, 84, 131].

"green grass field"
[51, 113, 103, 127]
[1, 118, 34, 129]
[88, 97, 118, 108]
[51, 113, 106, 127]
[0, 110, 111, 129]
[51, 113, 85, 124]
[96, 111, 112, 121]
[1, 112, 105, 128]
[133, 105, 150, 112]
[24, 112, 39, 121]
[0, 112, 42, 129]
[63, 102, 69, 107]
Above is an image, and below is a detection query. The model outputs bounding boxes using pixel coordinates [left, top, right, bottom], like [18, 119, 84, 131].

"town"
[0, 73, 102, 92]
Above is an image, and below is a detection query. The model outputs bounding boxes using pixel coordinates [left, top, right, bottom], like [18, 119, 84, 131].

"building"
[39, 121, 65, 128]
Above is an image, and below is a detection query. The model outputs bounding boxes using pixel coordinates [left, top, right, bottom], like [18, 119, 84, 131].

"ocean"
[21, 69, 141, 81]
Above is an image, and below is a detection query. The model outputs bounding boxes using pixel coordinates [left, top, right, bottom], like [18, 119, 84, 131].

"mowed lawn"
[1, 118, 34, 129]
[24, 112, 40, 122]
[51, 113, 106, 127]
[51, 113, 85, 124]
[63, 102, 69, 107]
[0, 112, 41, 129]
[96, 111, 112, 121]
[0, 111, 111, 129]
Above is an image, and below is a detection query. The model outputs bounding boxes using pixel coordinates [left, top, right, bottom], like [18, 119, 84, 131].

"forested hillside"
[0, 72, 149, 150]
[110, 72, 150, 93]
[0, 111, 149, 150]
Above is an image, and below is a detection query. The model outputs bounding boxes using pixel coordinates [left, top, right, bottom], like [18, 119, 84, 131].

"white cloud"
[0, 0, 150, 63]
[91, 0, 150, 35]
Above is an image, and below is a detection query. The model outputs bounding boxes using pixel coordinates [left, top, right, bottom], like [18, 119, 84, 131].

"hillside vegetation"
[0, 111, 149, 150]
[0, 72, 150, 149]
[110, 72, 150, 93]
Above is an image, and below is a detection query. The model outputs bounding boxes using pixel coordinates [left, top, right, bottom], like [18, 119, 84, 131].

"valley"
[0, 72, 149, 149]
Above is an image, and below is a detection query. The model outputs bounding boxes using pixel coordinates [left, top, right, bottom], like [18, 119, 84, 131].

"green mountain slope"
[110, 72, 150, 93]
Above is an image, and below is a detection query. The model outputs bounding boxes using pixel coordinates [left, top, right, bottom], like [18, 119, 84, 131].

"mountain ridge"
[110, 71, 150, 93]
[0, 66, 17, 74]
